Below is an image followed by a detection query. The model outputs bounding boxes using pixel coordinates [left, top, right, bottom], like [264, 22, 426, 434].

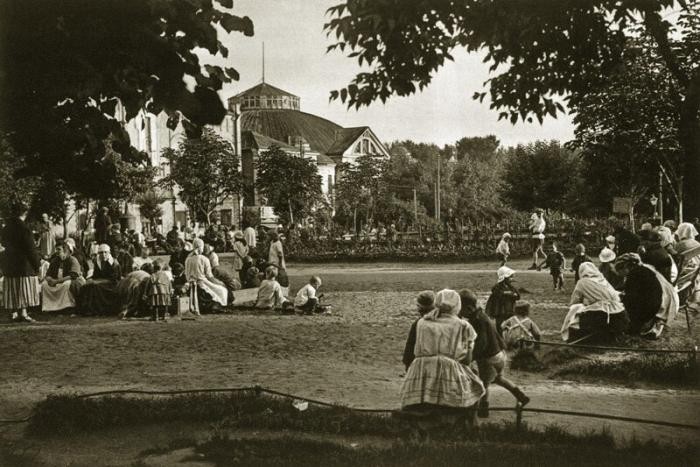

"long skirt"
[561, 304, 628, 342]
[3, 276, 41, 310]
[400, 355, 485, 409]
[79, 279, 119, 315]
[189, 279, 228, 313]
[42, 280, 80, 311]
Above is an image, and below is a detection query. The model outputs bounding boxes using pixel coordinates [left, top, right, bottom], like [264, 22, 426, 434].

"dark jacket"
[485, 281, 520, 323]
[641, 243, 674, 283]
[468, 308, 505, 361]
[94, 212, 111, 244]
[92, 259, 122, 283]
[616, 228, 640, 255]
[46, 255, 82, 280]
[571, 254, 593, 282]
[0, 217, 41, 277]
[622, 265, 662, 333]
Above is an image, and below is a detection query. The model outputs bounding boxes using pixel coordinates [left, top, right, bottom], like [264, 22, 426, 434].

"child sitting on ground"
[496, 233, 511, 266]
[242, 256, 260, 289]
[254, 266, 286, 310]
[402, 290, 436, 371]
[501, 301, 541, 350]
[294, 275, 322, 314]
[143, 260, 172, 321]
[542, 243, 566, 290]
[571, 243, 593, 283]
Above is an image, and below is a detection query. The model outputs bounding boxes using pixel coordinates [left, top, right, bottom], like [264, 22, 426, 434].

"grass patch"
[555, 353, 700, 386]
[193, 433, 697, 467]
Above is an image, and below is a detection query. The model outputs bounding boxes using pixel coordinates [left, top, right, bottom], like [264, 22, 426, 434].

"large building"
[61, 80, 389, 235]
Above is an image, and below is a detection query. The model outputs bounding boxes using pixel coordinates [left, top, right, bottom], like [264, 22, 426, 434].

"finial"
[262, 42, 265, 83]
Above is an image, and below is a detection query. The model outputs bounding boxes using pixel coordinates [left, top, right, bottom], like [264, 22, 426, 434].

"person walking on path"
[460, 289, 530, 418]
[1, 201, 42, 322]
[528, 208, 547, 270]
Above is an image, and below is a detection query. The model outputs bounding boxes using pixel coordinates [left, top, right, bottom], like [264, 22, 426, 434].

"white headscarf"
[424, 289, 461, 321]
[676, 222, 699, 241]
[497, 266, 515, 283]
[96, 243, 113, 267]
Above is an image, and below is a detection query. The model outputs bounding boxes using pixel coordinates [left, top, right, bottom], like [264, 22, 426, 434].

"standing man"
[528, 208, 547, 270]
[94, 207, 112, 246]
[243, 222, 257, 251]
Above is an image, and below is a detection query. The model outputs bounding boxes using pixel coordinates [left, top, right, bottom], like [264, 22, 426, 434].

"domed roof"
[229, 82, 300, 111]
[240, 109, 343, 154]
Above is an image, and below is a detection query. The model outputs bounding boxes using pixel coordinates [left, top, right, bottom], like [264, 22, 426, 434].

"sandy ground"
[0, 259, 698, 461]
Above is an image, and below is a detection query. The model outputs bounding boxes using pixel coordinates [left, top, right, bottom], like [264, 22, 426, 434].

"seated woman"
[254, 266, 286, 310]
[185, 238, 228, 314]
[204, 243, 240, 297]
[42, 242, 85, 312]
[78, 244, 122, 315]
[400, 289, 484, 427]
[615, 253, 678, 339]
[561, 263, 627, 342]
[117, 263, 152, 318]
[675, 222, 700, 313]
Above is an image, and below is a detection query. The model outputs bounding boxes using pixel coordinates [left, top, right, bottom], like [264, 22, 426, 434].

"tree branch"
[642, 9, 689, 90]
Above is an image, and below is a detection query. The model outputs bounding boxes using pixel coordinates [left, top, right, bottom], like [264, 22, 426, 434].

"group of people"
[400, 288, 535, 424]
[0, 200, 300, 321]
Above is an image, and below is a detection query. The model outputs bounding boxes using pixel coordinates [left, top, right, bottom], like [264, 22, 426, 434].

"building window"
[355, 142, 362, 154]
[362, 139, 369, 154]
[327, 174, 333, 192]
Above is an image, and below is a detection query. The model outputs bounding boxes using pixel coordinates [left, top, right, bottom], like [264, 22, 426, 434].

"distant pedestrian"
[528, 208, 547, 270]
[542, 243, 565, 290]
[496, 232, 511, 266]
[1, 201, 41, 322]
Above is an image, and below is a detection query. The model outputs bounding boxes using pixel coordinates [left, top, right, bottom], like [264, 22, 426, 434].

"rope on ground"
[520, 339, 697, 354]
[1, 385, 698, 430]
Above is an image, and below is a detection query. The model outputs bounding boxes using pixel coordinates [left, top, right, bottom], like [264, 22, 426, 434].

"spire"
[262, 42, 265, 83]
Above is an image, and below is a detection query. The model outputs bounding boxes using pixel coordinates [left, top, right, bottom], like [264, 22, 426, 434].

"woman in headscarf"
[185, 238, 228, 314]
[1, 201, 41, 322]
[400, 289, 485, 422]
[615, 253, 678, 339]
[38, 213, 55, 259]
[561, 263, 627, 342]
[42, 242, 85, 312]
[204, 242, 240, 298]
[232, 231, 249, 284]
[675, 222, 700, 313]
[78, 243, 122, 315]
[484, 266, 520, 333]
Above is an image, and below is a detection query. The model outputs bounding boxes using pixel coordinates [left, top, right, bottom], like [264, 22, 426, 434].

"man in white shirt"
[294, 276, 322, 313]
[243, 223, 257, 249]
[528, 209, 547, 270]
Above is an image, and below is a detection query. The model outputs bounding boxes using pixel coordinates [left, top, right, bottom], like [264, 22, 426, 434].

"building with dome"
[226, 81, 390, 206]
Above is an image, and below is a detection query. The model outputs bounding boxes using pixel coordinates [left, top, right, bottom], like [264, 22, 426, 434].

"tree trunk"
[288, 199, 294, 225]
[353, 206, 357, 234]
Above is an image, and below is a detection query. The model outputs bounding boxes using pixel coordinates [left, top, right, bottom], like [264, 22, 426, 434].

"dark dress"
[642, 243, 674, 283]
[1, 217, 42, 309]
[79, 259, 122, 315]
[484, 281, 520, 333]
[621, 265, 662, 333]
[94, 212, 112, 245]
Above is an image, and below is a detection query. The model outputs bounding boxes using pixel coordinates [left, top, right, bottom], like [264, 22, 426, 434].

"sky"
[211, 0, 575, 148]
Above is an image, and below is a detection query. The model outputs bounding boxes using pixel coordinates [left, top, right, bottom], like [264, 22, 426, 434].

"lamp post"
[650, 194, 659, 219]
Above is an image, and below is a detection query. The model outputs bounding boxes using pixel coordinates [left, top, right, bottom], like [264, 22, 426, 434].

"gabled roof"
[316, 154, 336, 165]
[232, 82, 298, 99]
[325, 127, 369, 156]
[240, 109, 343, 154]
[241, 130, 298, 153]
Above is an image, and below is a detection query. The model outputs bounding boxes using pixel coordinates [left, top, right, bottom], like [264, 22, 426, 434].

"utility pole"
[413, 188, 418, 227]
[436, 153, 441, 221]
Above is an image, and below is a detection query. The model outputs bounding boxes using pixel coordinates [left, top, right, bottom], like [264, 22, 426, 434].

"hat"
[434, 289, 461, 316]
[416, 290, 435, 313]
[663, 220, 677, 229]
[605, 235, 616, 244]
[497, 266, 515, 283]
[234, 231, 244, 240]
[97, 243, 110, 253]
[534, 208, 544, 213]
[502, 232, 512, 239]
[640, 222, 653, 231]
[183, 242, 193, 252]
[598, 247, 616, 264]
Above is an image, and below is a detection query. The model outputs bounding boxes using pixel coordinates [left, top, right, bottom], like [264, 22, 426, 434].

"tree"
[255, 146, 323, 225]
[455, 135, 500, 162]
[162, 129, 241, 224]
[136, 191, 166, 235]
[325, 1, 700, 217]
[572, 37, 682, 219]
[0, 0, 253, 202]
[334, 154, 388, 230]
[502, 141, 586, 214]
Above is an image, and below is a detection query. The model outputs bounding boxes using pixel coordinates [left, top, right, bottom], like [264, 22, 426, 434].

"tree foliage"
[255, 146, 323, 225]
[325, 0, 700, 217]
[162, 129, 241, 224]
[502, 141, 586, 214]
[0, 0, 253, 201]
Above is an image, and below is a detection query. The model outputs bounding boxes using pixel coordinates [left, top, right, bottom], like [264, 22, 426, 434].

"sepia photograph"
[0, 0, 698, 465]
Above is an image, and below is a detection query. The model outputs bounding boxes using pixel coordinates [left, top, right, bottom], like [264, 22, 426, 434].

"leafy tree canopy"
[255, 146, 323, 225]
[325, 0, 700, 216]
[162, 128, 241, 224]
[0, 0, 253, 201]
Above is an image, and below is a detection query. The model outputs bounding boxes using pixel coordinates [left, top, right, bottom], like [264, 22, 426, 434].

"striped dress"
[1, 217, 41, 310]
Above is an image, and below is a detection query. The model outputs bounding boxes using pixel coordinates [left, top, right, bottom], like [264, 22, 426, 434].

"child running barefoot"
[501, 302, 542, 350]
[542, 243, 566, 290]
[496, 233, 511, 266]
[144, 260, 172, 321]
